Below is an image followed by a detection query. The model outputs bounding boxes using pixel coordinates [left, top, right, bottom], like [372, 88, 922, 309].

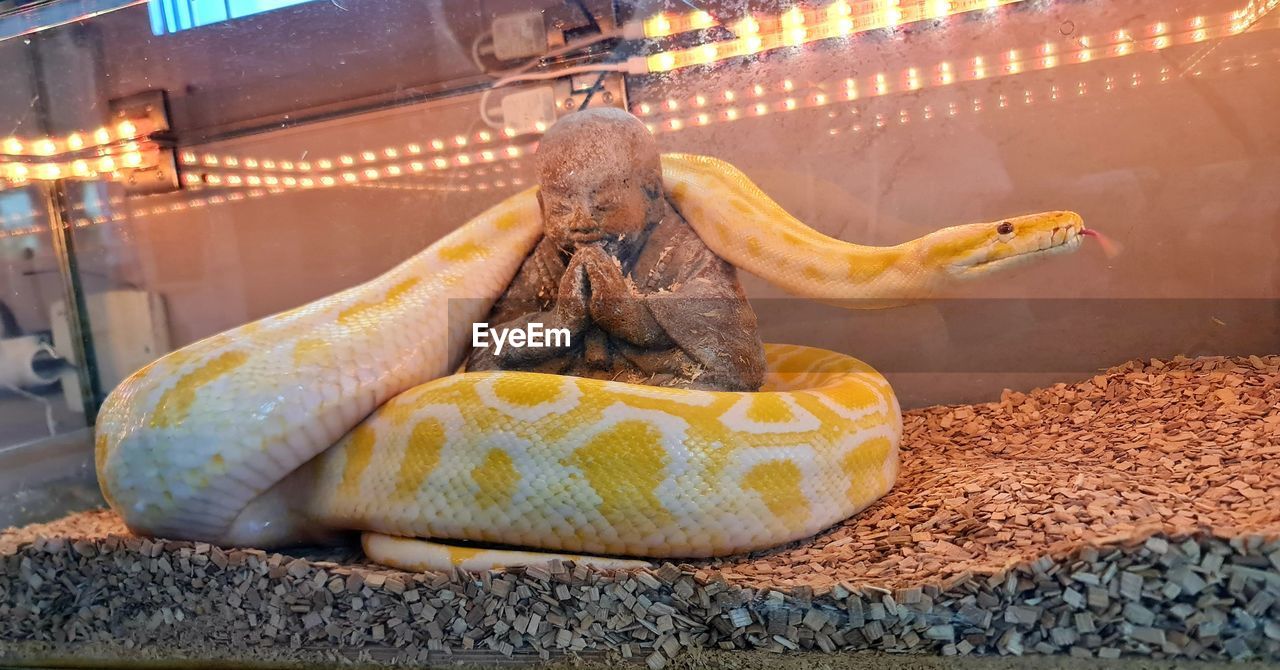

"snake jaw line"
[944, 210, 1088, 280]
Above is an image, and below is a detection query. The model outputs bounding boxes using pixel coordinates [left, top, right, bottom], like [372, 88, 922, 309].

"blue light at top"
[148, 0, 321, 35]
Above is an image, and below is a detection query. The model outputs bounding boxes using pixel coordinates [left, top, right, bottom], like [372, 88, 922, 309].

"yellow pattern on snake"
[95, 154, 1086, 571]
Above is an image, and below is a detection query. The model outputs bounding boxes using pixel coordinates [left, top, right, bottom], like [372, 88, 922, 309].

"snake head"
[927, 211, 1089, 280]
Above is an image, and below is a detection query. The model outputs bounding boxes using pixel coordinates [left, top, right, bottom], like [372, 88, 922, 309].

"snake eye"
[997, 221, 1014, 235]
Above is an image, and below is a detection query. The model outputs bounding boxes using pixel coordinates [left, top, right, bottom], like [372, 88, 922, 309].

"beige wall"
[4, 0, 1276, 408]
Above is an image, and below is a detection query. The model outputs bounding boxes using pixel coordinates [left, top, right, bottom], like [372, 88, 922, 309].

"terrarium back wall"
[15, 0, 1277, 409]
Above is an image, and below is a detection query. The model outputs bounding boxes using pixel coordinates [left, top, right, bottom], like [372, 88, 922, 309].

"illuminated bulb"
[653, 52, 677, 72]
[506, 147, 521, 157]
[247, 175, 262, 186]
[430, 139, 445, 151]
[227, 175, 243, 186]
[754, 103, 768, 115]
[668, 119, 683, 130]
[283, 177, 298, 187]
[410, 161, 424, 172]
[478, 131, 491, 142]
[342, 172, 357, 183]
[280, 161, 296, 171]
[364, 168, 379, 178]
[638, 102, 652, 115]
[245, 158, 259, 168]
[875, 73, 888, 94]
[457, 154, 472, 166]
[386, 166, 401, 176]
[182, 172, 200, 185]
[406, 144, 422, 155]
[908, 68, 920, 89]
[646, 13, 672, 38]
[1116, 43, 1132, 55]
[122, 152, 142, 167]
[71, 160, 89, 176]
[744, 36, 763, 53]
[1192, 16, 1205, 28]
[783, 20, 803, 45]
[97, 156, 116, 172]
[1153, 22, 1167, 35]
[265, 175, 279, 185]
[502, 128, 516, 138]
[322, 176, 338, 186]
[698, 44, 717, 63]
[783, 79, 794, 91]
[886, 4, 903, 26]
[454, 135, 467, 147]
[1154, 36, 1170, 49]
[724, 90, 736, 102]
[94, 128, 110, 145]
[690, 10, 714, 30]
[481, 150, 494, 161]
[117, 120, 138, 137]
[735, 16, 759, 35]
[694, 95, 707, 107]
[35, 139, 56, 155]
[205, 173, 222, 185]
[666, 99, 679, 111]
[836, 17, 854, 34]
[697, 113, 710, 125]
[814, 93, 828, 105]
[782, 7, 804, 28]
[753, 84, 764, 96]
[318, 159, 333, 169]
[1193, 29, 1206, 42]
[433, 158, 448, 169]
[36, 163, 60, 179]
[784, 98, 797, 110]
[3, 137, 22, 154]
[361, 151, 376, 161]
[932, 0, 951, 17]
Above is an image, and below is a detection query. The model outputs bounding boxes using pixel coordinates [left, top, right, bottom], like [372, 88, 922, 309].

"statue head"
[535, 108, 666, 257]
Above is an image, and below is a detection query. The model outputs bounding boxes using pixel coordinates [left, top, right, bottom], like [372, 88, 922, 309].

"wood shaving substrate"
[2, 354, 1278, 668]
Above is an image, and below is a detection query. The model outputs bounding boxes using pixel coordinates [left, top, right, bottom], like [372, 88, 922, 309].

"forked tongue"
[1081, 228, 1122, 258]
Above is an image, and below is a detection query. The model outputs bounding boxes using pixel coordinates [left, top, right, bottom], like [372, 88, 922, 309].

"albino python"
[95, 154, 1089, 571]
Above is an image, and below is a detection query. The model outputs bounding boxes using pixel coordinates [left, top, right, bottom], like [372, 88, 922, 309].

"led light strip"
[1, 48, 1275, 242]
[179, 128, 527, 174]
[0, 118, 154, 159]
[181, 144, 534, 189]
[635, 8, 1280, 132]
[184, 157, 526, 190]
[642, 0, 1028, 73]
[0, 145, 160, 184]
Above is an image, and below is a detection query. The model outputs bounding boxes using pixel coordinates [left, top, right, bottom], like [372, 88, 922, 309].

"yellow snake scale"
[95, 154, 1085, 571]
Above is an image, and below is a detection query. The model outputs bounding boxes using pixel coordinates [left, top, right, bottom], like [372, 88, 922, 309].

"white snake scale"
[95, 154, 1086, 571]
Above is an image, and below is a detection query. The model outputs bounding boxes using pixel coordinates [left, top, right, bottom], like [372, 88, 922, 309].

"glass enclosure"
[1, 0, 1277, 666]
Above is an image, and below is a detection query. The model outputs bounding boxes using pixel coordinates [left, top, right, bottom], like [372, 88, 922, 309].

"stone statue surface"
[466, 108, 765, 391]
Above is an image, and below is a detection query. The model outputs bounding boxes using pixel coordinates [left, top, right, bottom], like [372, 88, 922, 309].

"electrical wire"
[491, 62, 631, 87]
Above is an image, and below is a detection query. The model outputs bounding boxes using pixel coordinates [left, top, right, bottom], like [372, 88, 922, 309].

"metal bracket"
[108, 90, 180, 195]
[553, 71, 628, 116]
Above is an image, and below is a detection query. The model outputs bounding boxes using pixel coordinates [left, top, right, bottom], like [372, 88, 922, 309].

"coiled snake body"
[96, 154, 1085, 570]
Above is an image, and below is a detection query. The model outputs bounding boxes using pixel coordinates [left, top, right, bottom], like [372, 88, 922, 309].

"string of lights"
[635, 8, 1280, 134]
[2, 44, 1274, 242]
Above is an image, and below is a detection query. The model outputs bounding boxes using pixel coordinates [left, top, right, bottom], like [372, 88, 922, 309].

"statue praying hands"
[466, 108, 766, 392]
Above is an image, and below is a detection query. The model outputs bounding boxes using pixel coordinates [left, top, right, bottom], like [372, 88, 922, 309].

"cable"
[486, 29, 622, 80]
[491, 62, 632, 87]
[470, 29, 494, 73]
